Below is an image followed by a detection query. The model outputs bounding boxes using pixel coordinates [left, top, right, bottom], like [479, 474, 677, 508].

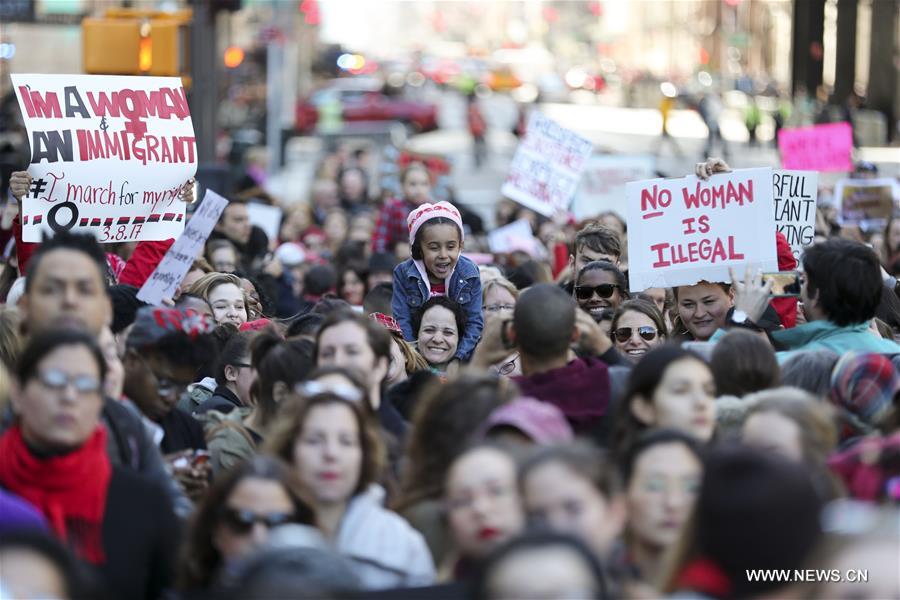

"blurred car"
[295, 78, 438, 133]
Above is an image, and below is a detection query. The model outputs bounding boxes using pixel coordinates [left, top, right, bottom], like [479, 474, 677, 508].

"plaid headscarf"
[829, 352, 900, 440]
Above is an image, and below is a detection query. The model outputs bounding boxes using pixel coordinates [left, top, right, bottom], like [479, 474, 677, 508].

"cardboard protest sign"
[246, 203, 283, 245]
[834, 178, 899, 226]
[772, 170, 818, 261]
[777, 122, 853, 172]
[501, 112, 593, 217]
[11, 74, 197, 243]
[572, 155, 656, 220]
[137, 190, 229, 306]
[626, 168, 778, 292]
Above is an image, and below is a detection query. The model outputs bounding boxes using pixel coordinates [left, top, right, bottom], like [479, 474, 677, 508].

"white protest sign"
[246, 202, 283, 243]
[137, 190, 229, 306]
[572, 154, 656, 220]
[488, 219, 534, 254]
[626, 168, 778, 292]
[772, 170, 817, 262]
[11, 74, 197, 243]
[501, 112, 593, 217]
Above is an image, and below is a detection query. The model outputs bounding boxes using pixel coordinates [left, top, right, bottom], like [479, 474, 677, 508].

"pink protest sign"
[777, 122, 853, 172]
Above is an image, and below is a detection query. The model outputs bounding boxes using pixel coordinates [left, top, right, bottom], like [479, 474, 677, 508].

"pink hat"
[407, 201, 464, 246]
[481, 398, 574, 445]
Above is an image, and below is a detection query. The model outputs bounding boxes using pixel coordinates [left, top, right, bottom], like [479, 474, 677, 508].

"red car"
[295, 79, 438, 133]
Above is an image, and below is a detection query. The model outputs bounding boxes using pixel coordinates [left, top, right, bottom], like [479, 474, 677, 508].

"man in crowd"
[473, 284, 629, 444]
[209, 199, 269, 271]
[733, 238, 900, 357]
[561, 223, 623, 294]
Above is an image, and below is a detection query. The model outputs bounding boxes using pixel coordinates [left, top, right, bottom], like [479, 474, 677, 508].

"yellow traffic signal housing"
[146, 20, 183, 76]
[82, 10, 190, 77]
[82, 17, 142, 74]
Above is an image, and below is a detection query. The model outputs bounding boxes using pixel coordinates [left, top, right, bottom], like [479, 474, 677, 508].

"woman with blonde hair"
[741, 387, 842, 499]
[481, 278, 521, 375]
[186, 273, 249, 327]
[368, 312, 429, 386]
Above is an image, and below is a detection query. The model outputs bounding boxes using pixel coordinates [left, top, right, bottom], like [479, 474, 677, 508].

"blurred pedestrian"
[372, 162, 433, 255]
[467, 94, 487, 169]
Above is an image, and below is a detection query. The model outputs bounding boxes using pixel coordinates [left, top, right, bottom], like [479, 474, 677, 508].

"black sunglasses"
[221, 508, 294, 534]
[574, 283, 619, 301]
[613, 326, 658, 343]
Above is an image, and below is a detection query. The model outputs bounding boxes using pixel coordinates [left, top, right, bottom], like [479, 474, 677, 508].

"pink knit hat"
[407, 201, 465, 246]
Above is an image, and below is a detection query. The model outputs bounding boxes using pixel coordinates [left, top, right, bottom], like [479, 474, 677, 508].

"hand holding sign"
[730, 266, 774, 324]
[9, 171, 32, 201]
[137, 190, 229, 306]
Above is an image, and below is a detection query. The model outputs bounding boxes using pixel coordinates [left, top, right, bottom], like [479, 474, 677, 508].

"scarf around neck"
[0, 424, 112, 563]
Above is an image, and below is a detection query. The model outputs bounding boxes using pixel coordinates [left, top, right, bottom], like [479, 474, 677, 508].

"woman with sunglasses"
[0, 329, 179, 600]
[178, 455, 316, 593]
[573, 261, 629, 323]
[610, 299, 668, 363]
[266, 392, 435, 590]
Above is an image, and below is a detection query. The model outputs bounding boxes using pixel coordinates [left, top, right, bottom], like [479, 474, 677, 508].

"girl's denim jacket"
[391, 255, 483, 360]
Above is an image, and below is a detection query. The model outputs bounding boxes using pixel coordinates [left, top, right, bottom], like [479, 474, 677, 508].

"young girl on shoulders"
[392, 201, 483, 361]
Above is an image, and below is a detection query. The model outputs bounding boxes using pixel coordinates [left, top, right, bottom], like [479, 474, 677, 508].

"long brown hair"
[394, 374, 517, 512]
[265, 393, 386, 498]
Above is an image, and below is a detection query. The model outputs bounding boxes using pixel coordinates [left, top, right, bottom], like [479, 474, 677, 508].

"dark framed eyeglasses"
[37, 369, 101, 394]
[613, 326, 658, 343]
[221, 508, 295, 534]
[496, 354, 519, 376]
[574, 284, 619, 301]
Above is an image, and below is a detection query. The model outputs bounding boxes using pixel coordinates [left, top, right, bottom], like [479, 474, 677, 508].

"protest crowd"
[1, 94, 900, 600]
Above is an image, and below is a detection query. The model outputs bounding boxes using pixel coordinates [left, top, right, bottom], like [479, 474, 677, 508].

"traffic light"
[83, 17, 142, 74]
[82, 9, 191, 77]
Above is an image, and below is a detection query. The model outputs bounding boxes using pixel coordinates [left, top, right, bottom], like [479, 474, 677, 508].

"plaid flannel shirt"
[372, 198, 415, 254]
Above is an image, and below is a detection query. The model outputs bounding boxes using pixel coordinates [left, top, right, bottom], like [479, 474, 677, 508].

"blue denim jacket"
[391, 255, 483, 360]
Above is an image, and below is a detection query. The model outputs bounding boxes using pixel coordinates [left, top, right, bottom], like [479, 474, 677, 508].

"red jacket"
[772, 231, 798, 329]
[14, 214, 172, 288]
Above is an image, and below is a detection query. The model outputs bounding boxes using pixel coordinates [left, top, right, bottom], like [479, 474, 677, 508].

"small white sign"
[137, 190, 230, 306]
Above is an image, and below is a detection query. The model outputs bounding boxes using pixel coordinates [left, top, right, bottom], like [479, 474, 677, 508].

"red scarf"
[0, 425, 111, 564]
